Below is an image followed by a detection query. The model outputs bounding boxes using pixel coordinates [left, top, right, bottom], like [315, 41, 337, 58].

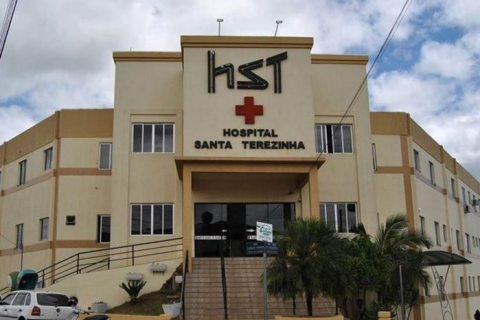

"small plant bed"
[107, 290, 174, 316]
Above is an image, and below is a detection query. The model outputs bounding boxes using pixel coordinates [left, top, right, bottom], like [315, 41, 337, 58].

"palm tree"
[373, 214, 432, 313]
[267, 218, 344, 316]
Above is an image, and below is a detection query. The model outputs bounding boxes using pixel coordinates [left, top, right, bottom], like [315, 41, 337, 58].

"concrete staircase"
[183, 257, 336, 320]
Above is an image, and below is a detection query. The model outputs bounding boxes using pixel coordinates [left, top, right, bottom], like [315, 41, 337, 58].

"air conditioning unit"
[464, 205, 471, 213]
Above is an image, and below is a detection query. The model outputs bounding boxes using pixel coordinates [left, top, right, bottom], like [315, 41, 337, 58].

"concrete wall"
[47, 257, 182, 310]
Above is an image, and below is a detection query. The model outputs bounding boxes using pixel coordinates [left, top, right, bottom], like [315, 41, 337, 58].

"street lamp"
[217, 18, 224, 36]
[274, 20, 283, 37]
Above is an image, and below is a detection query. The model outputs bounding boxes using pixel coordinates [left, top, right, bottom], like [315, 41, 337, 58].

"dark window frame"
[97, 214, 111, 243]
[319, 202, 357, 233]
[315, 124, 353, 154]
[99, 143, 113, 170]
[132, 123, 175, 154]
[16, 223, 23, 250]
[130, 204, 174, 236]
[44, 147, 53, 170]
[19, 160, 27, 185]
[40, 217, 49, 241]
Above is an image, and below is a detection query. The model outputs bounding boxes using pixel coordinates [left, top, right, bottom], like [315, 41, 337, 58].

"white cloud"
[415, 41, 475, 81]
[370, 71, 456, 118]
[0, 0, 479, 180]
[0, 105, 36, 143]
[440, 0, 480, 29]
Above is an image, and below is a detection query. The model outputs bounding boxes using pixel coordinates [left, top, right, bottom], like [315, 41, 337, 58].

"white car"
[0, 290, 76, 320]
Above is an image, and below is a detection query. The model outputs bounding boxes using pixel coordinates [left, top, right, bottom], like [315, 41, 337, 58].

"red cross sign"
[235, 96, 263, 124]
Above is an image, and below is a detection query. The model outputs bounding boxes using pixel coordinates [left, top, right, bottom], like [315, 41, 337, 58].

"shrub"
[119, 280, 147, 300]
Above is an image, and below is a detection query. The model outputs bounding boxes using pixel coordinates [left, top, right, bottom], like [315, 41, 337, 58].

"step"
[184, 257, 336, 320]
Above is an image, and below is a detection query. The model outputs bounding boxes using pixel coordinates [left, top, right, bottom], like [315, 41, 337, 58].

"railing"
[220, 244, 228, 320]
[37, 237, 182, 287]
[181, 250, 189, 320]
[0, 286, 9, 296]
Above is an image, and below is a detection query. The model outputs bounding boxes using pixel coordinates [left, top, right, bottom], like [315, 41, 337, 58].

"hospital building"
[0, 35, 479, 320]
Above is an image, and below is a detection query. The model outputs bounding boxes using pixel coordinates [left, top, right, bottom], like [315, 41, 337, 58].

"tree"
[373, 214, 432, 314]
[267, 214, 431, 319]
[342, 214, 432, 320]
[267, 218, 345, 316]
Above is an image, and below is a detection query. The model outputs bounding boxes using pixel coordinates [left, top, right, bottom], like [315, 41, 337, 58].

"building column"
[182, 166, 193, 271]
[308, 166, 319, 218]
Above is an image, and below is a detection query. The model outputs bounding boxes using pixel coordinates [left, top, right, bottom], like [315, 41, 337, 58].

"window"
[40, 218, 49, 241]
[44, 147, 53, 170]
[462, 187, 466, 204]
[19, 160, 27, 185]
[97, 215, 111, 243]
[434, 222, 441, 246]
[456, 230, 461, 250]
[474, 195, 477, 213]
[99, 143, 113, 170]
[315, 124, 353, 154]
[0, 170, 2, 187]
[1, 293, 16, 305]
[131, 204, 174, 235]
[443, 224, 447, 243]
[419, 216, 425, 235]
[12, 292, 28, 306]
[414, 149, 421, 172]
[66, 215, 76, 226]
[16, 224, 23, 250]
[429, 161, 435, 185]
[132, 123, 174, 153]
[460, 276, 465, 293]
[450, 178, 455, 198]
[320, 203, 357, 233]
[372, 143, 377, 170]
[465, 233, 471, 253]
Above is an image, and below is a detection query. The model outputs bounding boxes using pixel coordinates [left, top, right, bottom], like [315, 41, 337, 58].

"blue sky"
[0, 0, 479, 180]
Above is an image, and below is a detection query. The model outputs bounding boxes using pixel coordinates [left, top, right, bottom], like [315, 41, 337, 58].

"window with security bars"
[319, 203, 357, 233]
[315, 124, 353, 154]
[132, 123, 174, 153]
[131, 204, 174, 235]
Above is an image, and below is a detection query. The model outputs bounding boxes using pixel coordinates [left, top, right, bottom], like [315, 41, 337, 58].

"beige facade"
[372, 112, 480, 320]
[0, 36, 479, 319]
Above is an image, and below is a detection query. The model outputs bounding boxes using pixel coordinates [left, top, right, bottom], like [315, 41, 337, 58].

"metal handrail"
[0, 286, 9, 296]
[181, 250, 189, 320]
[36, 237, 182, 286]
[220, 245, 228, 320]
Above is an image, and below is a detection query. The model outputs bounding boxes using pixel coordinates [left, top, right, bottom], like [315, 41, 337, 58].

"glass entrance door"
[194, 203, 295, 257]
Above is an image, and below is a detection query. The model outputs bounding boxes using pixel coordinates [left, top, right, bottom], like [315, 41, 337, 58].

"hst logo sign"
[207, 50, 287, 94]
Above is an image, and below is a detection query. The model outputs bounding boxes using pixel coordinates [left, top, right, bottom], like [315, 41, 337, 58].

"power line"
[317, 0, 413, 159]
[293, 0, 414, 194]
[0, 0, 19, 61]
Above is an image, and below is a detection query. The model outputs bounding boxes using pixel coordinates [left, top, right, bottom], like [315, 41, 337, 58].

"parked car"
[0, 290, 76, 320]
